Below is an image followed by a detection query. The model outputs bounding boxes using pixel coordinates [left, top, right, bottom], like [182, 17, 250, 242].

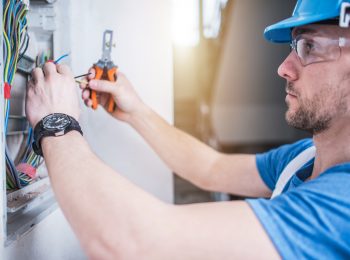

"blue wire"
[26, 127, 32, 145]
[3, 0, 31, 189]
[41, 53, 45, 64]
[5, 100, 10, 132]
[54, 53, 69, 64]
[7, 1, 13, 34]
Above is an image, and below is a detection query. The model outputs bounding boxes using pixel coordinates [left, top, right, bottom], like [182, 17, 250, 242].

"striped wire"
[3, 0, 44, 190]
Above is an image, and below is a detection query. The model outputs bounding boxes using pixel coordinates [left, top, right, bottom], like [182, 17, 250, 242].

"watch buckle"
[55, 130, 65, 136]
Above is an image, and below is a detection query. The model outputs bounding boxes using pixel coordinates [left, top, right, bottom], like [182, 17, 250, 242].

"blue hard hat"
[264, 0, 350, 43]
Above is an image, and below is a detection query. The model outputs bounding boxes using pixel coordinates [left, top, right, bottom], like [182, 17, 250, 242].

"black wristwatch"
[32, 113, 83, 157]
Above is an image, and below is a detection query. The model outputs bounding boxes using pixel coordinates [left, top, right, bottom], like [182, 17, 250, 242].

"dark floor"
[174, 175, 213, 204]
[173, 99, 213, 205]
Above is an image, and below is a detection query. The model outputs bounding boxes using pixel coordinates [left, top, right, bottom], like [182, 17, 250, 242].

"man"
[25, 0, 350, 258]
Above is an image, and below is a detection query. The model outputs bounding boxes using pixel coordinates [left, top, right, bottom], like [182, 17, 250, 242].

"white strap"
[271, 146, 316, 199]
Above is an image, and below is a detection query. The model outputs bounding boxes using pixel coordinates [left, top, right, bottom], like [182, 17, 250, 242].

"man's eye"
[298, 39, 315, 56]
[304, 41, 314, 53]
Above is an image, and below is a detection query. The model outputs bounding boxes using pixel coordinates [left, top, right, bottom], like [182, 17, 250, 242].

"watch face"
[42, 113, 72, 131]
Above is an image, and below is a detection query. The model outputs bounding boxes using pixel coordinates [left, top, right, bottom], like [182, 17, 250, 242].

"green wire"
[3, 1, 31, 190]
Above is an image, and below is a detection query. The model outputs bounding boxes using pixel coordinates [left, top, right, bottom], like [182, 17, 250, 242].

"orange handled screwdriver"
[91, 30, 118, 112]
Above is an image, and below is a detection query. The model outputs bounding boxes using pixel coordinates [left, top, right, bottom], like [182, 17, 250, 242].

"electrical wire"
[18, 31, 29, 61]
[54, 53, 69, 64]
[2, 0, 68, 190]
[3, 0, 43, 190]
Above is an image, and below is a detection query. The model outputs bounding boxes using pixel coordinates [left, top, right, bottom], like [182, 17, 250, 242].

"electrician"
[25, 0, 350, 258]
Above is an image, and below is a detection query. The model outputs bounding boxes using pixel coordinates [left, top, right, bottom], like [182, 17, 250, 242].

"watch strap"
[33, 114, 83, 157]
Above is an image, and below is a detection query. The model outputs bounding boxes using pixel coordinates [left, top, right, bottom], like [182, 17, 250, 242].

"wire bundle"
[3, 0, 43, 189]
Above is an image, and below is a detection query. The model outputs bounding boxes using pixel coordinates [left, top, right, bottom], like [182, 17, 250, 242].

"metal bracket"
[340, 2, 350, 28]
[27, 4, 56, 31]
[17, 55, 35, 75]
[6, 116, 29, 136]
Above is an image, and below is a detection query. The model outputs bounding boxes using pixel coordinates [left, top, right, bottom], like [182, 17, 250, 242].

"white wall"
[3, 0, 173, 259]
[70, 0, 174, 202]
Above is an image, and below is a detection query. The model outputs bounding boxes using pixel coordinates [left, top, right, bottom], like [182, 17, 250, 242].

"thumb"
[88, 79, 117, 95]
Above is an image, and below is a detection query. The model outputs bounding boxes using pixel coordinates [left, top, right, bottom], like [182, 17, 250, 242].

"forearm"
[128, 104, 221, 189]
[41, 133, 277, 259]
[127, 105, 270, 197]
[42, 132, 169, 258]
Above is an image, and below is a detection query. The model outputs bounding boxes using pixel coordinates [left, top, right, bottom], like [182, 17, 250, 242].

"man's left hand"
[25, 62, 80, 128]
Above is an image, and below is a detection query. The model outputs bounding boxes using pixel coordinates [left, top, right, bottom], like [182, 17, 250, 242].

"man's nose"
[277, 51, 300, 82]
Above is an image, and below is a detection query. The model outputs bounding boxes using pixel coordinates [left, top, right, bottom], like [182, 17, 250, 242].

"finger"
[31, 68, 44, 84]
[26, 79, 35, 91]
[82, 89, 90, 100]
[88, 68, 96, 80]
[88, 79, 117, 95]
[57, 64, 73, 77]
[84, 98, 92, 108]
[80, 87, 92, 107]
[43, 62, 57, 77]
[99, 93, 109, 107]
[79, 82, 89, 89]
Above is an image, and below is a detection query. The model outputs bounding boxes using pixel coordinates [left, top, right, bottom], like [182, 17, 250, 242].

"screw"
[106, 42, 116, 48]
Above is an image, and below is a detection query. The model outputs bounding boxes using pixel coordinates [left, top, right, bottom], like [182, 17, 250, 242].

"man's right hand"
[80, 68, 146, 122]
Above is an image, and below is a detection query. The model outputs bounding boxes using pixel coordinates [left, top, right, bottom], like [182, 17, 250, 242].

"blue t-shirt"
[247, 138, 350, 259]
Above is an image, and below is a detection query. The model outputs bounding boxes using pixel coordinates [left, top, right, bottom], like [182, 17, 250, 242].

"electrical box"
[1, 0, 71, 246]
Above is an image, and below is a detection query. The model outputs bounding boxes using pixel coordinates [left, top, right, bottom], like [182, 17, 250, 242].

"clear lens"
[291, 36, 341, 66]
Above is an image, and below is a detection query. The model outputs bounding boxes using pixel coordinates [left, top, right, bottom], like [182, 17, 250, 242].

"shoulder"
[247, 168, 350, 258]
[260, 138, 313, 164]
[255, 138, 313, 190]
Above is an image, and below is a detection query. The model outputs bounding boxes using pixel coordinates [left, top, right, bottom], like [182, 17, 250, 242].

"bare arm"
[42, 131, 279, 259]
[128, 105, 271, 197]
[26, 63, 279, 258]
[83, 72, 271, 197]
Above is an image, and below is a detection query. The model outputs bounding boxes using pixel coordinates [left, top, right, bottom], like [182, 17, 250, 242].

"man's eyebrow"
[293, 28, 317, 37]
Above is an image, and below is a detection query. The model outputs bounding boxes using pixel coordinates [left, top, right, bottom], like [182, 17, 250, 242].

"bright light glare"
[172, 0, 199, 47]
[203, 0, 228, 38]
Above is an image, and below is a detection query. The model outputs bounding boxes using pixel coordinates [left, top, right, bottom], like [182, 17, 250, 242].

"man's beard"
[286, 99, 331, 134]
[285, 83, 346, 135]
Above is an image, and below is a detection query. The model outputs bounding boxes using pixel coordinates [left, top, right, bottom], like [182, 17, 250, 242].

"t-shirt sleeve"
[246, 170, 350, 259]
[255, 139, 313, 190]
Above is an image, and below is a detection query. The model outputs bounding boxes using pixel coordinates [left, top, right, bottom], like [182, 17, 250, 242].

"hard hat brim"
[264, 14, 339, 43]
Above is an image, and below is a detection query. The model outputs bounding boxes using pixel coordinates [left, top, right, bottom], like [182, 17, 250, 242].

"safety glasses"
[290, 35, 350, 66]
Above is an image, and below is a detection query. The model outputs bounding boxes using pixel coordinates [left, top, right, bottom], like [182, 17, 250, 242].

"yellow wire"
[11, 9, 28, 85]
[27, 151, 36, 164]
[3, 25, 11, 81]
[3, 1, 10, 25]
[3, 2, 32, 189]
